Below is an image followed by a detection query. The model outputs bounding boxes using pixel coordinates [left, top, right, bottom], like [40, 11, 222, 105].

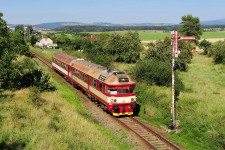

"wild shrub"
[212, 41, 225, 64]
[132, 59, 171, 86]
[29, 87, 47, 107]
[199, 39, 212, 55]
[131, 59, 184, 98]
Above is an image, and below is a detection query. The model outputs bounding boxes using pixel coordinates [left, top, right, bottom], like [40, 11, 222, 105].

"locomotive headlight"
[110, 99, 114, 103]
[131, 98, 136, 101]
[114, 99, 117, 102]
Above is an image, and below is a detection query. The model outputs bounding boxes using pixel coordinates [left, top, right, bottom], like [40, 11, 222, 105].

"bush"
[132, 59, 184, 98]
[22, 69, 56, 92]
[199, 39, 212, 55]
[132, 59, 171, 86]
[212, 41, 225, 64]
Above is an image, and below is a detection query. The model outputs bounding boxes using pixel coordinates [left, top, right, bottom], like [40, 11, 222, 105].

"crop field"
[201, 31, 225, 39]
[88, 31, 225, 41]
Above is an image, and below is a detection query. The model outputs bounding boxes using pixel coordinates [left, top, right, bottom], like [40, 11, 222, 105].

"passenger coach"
[52, 53, 136, 116]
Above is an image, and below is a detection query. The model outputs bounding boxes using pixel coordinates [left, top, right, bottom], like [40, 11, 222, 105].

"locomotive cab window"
[118, 87, 129, 94]
[107, 86, 117, 95]
[129, 85, 135, 93]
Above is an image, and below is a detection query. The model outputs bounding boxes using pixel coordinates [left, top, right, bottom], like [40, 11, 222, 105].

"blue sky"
[0, 0, 225, 24]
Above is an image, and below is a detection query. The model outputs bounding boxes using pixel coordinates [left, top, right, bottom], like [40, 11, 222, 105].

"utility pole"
[171, 31, 195, 129]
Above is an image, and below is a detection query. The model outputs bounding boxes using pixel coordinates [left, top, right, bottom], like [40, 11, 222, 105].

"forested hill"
[54, 25, 179, 32]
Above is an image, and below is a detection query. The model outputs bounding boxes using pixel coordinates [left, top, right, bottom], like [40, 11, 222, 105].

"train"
[52, 53, 137, 116]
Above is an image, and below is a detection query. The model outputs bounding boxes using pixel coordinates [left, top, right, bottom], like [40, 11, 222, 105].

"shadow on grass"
[0, 141, 26, 150]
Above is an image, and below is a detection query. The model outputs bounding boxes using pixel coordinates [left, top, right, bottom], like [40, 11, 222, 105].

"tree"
[0, 12, 10, 58]
[104, 31, 143, 63]
[0, 12, 53, 91]
[178, 14, 203, 41]
[11, 25, 32, 57]
[26, 26, 33, 39]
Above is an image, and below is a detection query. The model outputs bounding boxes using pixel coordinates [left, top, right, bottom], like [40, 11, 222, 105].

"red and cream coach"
[52, 53, 137, 116]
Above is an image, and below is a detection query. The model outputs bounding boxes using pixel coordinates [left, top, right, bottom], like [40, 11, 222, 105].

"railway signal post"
[171, 31, 195, 129]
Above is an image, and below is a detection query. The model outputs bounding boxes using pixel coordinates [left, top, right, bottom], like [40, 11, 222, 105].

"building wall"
[38, 38, 53, 47]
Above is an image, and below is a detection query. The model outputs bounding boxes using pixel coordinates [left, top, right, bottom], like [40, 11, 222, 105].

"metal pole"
[171, 31, 176, 129]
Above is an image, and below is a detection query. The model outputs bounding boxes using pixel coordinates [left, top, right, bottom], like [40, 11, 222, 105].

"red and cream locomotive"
[52, 53, 136, 116]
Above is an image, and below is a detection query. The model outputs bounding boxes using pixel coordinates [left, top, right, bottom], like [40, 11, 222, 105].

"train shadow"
[133, 104, 141, 116]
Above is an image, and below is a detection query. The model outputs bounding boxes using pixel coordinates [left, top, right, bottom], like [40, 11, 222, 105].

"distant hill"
[7, 22, 176, 30]
[33, 22, 87, 29]
[201, 18, 225, 25]
[33, 22, 176, 29]
[7, 18, 225, 30]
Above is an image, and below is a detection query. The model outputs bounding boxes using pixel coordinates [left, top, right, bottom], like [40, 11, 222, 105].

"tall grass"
[0, 68, 131, 149]
[176, 51, 225, 149]
[135, 51, 225, 149]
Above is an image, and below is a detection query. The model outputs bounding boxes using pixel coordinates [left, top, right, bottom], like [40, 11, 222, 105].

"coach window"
[99, 82, 102, 91]
[93, 79, 97, 88]
[84, 74, 87, 82]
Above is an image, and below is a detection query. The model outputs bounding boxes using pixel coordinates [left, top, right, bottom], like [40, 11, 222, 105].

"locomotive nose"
[113, 106, 119, 110]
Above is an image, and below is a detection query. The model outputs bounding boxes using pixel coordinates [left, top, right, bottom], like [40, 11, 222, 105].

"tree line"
[0, 12, 54, 96]
[54, 25, 179, 32]
[54, 25, 224, 33]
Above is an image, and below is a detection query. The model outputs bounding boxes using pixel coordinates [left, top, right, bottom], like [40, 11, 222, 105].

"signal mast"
[171, 31, 195, 129]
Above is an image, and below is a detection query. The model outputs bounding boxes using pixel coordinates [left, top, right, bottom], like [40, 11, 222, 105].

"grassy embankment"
[0, 53, 131, 149]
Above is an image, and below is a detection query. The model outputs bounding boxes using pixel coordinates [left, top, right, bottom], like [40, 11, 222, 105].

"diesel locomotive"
[52, 53, 136, 116]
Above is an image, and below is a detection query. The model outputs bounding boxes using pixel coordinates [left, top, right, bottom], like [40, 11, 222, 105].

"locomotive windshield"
[106, 85, 135, 95]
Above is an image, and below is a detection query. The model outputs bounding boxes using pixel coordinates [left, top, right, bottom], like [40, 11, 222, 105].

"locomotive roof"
[52, 53, 135, 85]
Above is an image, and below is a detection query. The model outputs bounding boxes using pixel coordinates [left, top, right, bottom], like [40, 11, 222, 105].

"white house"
[36, 37, 58, 49]
[39, 38, 53, 48]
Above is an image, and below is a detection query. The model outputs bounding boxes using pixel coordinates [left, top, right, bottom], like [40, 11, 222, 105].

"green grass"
[134, 51, 225, 150]
[176, 51, 225, 149]
[202, 31, 225, 39]
[0, 57, 131, 149]
[30, 47, 62, 62]
[138, 31, 170, 40]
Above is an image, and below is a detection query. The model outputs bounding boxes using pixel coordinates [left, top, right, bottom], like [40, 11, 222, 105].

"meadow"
[132, 51, 225, 150]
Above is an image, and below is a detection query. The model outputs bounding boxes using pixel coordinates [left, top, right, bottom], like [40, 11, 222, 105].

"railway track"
[116, 117, 181, 150]
[33, 51, 182, 150]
